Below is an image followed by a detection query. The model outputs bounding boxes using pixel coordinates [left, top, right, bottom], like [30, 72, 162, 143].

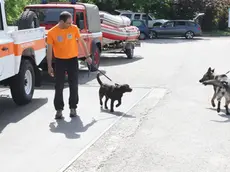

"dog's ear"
[208, 67, 211, 72]
[211, 68, 215, 73]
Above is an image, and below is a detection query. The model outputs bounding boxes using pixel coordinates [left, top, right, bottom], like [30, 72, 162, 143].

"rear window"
[134, 14, 140, 19]
[142, 14, 152, 21]
[187, 21, 196, 27]
[25, 7, 74, 24]
[175, 21, 186, 26]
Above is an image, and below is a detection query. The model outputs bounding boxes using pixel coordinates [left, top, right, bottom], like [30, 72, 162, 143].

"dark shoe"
[55, 110, 64, 119]
[70, 109, 77, 117]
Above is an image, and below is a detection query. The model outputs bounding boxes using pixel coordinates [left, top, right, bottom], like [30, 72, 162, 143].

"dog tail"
[97, 73, 103, 86]
[202, 79, 225, 87]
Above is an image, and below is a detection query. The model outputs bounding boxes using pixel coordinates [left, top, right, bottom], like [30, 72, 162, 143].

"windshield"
[25, 7, 74, 24]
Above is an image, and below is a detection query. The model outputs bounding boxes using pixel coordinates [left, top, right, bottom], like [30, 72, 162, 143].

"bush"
[169, 0, 230, 31]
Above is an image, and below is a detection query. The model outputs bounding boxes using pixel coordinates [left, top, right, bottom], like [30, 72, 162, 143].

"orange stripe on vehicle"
[14, 39, 46, 56]
[0, 42, 14, 58]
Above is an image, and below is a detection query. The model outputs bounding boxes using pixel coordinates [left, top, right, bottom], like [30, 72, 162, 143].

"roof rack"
[41, 0, 78, 4]
[115, 9, 133, 13]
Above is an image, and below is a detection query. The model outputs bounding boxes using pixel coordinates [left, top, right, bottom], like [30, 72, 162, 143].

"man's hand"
[48, 66, 54, 77]
[85, 56, 92, 65]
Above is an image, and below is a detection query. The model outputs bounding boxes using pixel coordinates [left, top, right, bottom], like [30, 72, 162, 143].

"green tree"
[5, 0, 41, 24]
[173, 0, 230, 31]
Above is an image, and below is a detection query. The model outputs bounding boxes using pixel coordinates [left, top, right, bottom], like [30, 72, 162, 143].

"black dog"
[96, 73, 132, 112]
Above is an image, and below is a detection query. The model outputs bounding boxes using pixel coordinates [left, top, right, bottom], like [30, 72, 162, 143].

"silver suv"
[114, 9, 167, 28]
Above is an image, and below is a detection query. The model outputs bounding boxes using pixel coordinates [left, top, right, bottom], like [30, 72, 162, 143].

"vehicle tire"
[87, 45, 101, 72]
[9, 59, 35, 105]
[125, 48, 134, 59]
[18, 10, 40, 30]
[185, 31, 194, 39]
[149, 31, 157, 39]
[139, 32, 146, 40]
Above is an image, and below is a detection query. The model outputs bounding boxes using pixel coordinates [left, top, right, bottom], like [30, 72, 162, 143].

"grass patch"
[203, 29, 230, 37]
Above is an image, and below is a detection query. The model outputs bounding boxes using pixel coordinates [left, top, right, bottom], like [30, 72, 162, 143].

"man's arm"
[47, 44, 53, 68]
[75, 26, 90, 57]
[79, 37, 90, 57]
[46, 31, 53, 68]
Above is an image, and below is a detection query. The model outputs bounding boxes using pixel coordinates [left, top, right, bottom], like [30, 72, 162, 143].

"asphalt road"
[1, 37, 230, 172]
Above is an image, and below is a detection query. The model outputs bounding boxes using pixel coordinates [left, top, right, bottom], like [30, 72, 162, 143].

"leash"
[87, 62, 119, 85]
[226, 70, 230, 75]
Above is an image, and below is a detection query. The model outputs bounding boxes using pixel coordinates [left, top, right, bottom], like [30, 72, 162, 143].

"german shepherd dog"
[202, 79, 230, 115]
[199, 67, 230, 113]
[96, 73, 132, 112]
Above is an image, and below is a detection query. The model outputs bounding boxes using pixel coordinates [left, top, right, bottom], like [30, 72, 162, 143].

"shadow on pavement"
[49, 116, 97, 139]
[100, 55, 143, 67]
[142, 37, 209, 44]
[100, 108, 136, 118]
[0, 97, 48, 133]
[207, 107, 225, 114]
[210, 114, 230, 123]
[207, 107, 230, 123]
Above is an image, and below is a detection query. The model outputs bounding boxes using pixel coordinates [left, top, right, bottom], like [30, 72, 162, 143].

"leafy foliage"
[3, 0, 230, 31]
[5, 0, 40, 24]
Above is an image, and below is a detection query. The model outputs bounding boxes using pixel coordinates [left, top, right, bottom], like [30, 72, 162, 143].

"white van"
[114, 9, 167, 28]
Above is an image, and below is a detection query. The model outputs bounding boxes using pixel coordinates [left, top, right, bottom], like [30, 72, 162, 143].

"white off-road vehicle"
[0, 0, 46, 105]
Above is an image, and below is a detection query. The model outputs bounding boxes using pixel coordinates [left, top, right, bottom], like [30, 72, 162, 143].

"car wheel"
[125, 48, 134, 59]
[87, 45, 101, 72]
[139, 32, 146, 40]
[18, 10, 40, 30]
[150, 31, 157, 39]
[9, 59, 35, 105]
[185, 31, 194, 39]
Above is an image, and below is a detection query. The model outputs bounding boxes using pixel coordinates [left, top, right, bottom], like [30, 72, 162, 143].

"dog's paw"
[217, 108, 221, 113]
[211, 102, 216, 107]
[116, 104, 120, 107]
[105, 106, 108, 110]
[110, 109, 114, 113]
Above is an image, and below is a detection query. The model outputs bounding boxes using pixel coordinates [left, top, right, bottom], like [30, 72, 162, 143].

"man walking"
[46, 11, 92, 119]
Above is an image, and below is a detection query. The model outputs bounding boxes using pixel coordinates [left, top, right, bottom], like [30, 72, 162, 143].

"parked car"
[150, 20, 202, 39]
[113, 9, 167, 28]
[131, 19, 150, 40]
